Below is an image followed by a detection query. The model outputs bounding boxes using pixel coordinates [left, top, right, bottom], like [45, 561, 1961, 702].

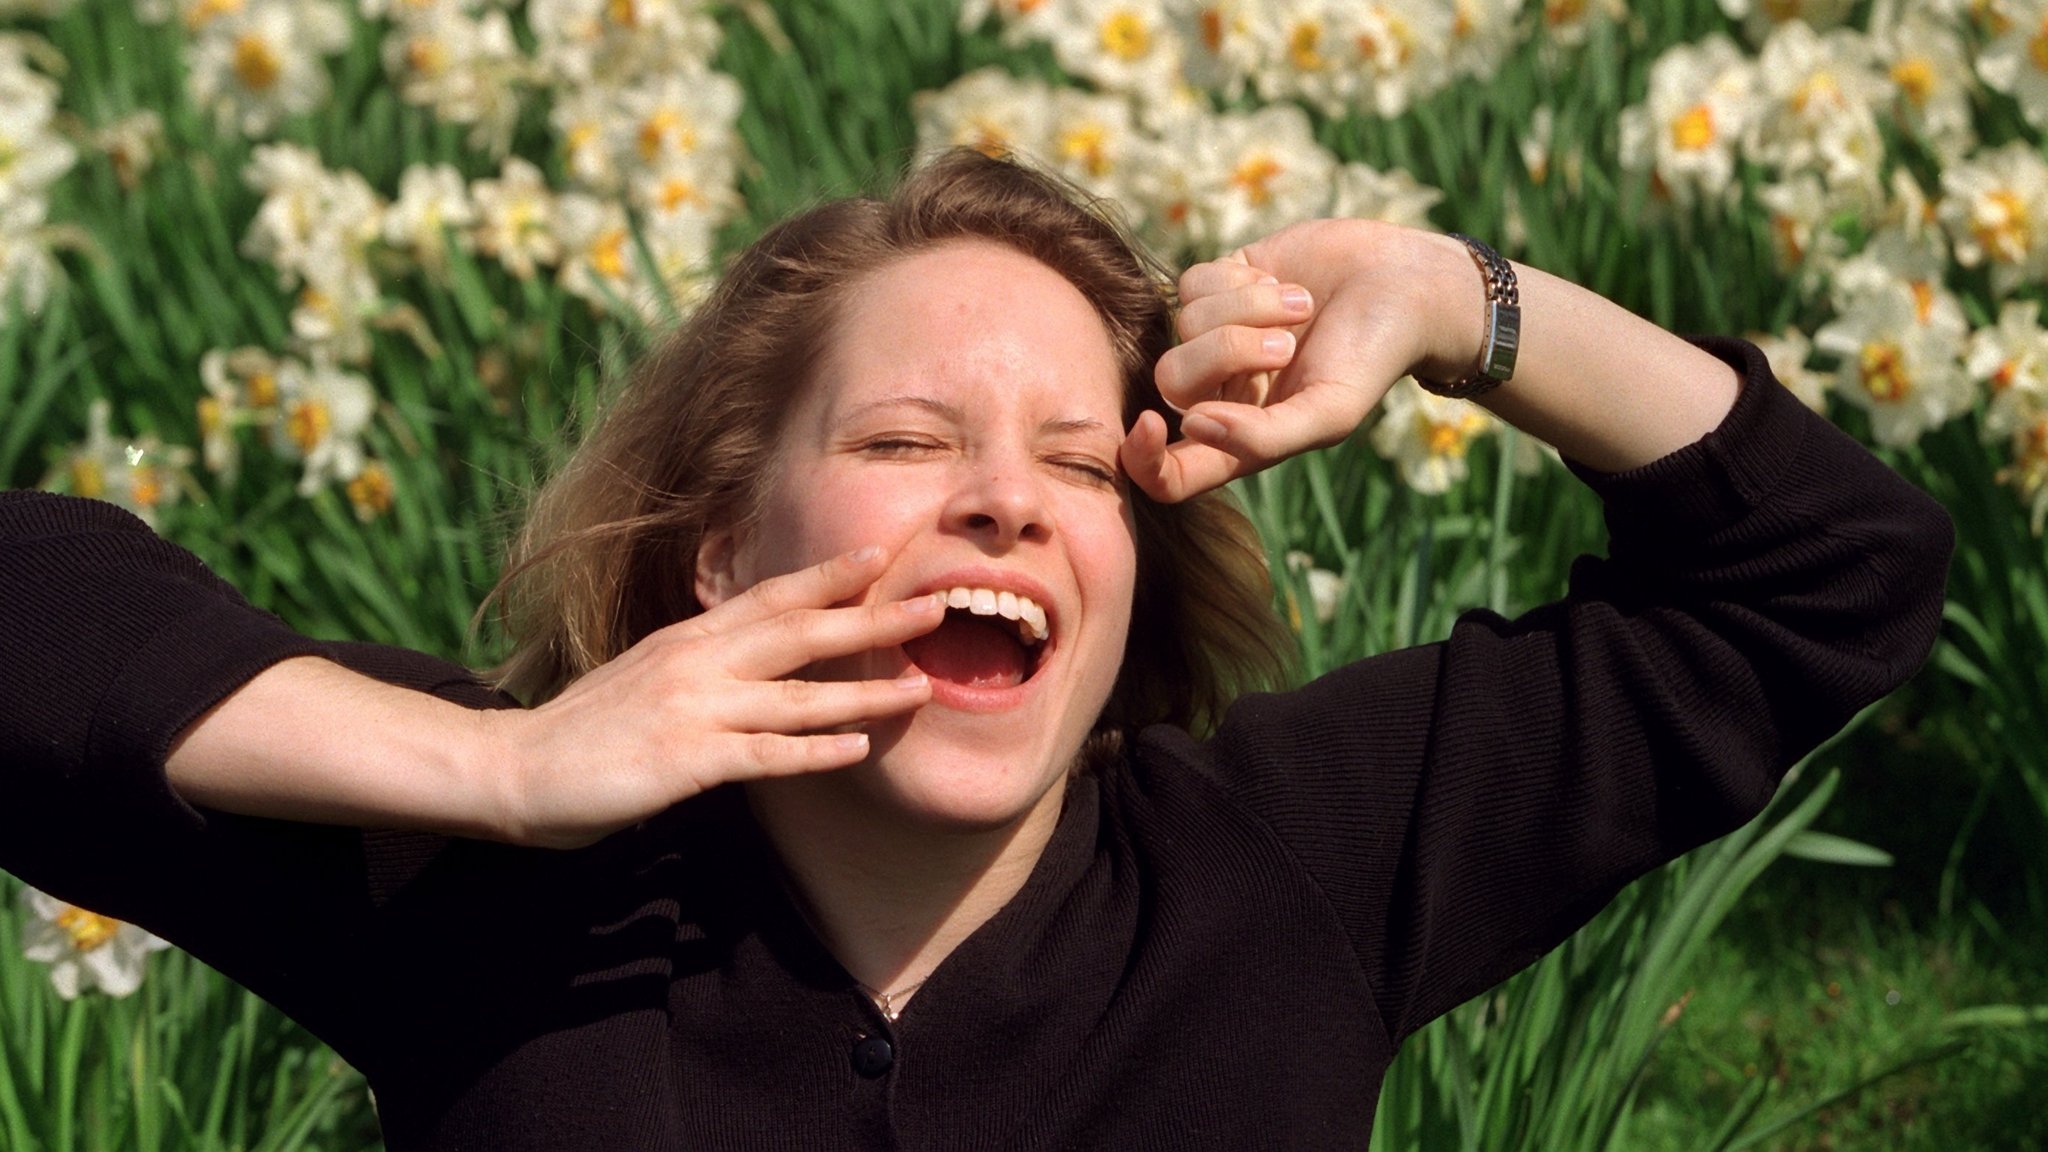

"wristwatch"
[1416, 233, 1520, 400]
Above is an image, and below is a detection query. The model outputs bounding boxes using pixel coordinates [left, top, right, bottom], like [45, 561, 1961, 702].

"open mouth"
[901, 586, 1050, 691]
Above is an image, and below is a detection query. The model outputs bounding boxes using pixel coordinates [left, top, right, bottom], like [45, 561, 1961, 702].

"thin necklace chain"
[856, 976, 930, 1022]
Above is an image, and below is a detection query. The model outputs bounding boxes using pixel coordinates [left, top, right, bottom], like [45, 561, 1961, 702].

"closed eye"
[1051, 456, 1119, 486]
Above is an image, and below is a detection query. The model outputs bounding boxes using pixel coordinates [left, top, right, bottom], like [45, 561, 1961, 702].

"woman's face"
[702, 239, 1138, 829]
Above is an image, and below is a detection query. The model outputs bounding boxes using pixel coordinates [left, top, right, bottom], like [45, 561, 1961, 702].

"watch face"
[1484, 301, 1521, 380]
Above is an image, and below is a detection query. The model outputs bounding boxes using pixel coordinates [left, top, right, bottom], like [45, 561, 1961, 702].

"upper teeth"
[942, 586, 1049, 643]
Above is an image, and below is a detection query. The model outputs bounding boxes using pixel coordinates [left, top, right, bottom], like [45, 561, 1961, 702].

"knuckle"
[745, 731, 784, 769]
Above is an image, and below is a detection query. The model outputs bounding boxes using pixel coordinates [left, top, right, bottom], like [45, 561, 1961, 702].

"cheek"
[736, 472, 929, 586]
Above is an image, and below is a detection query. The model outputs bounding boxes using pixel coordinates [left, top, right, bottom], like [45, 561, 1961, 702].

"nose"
[942, 454, 1052, 550]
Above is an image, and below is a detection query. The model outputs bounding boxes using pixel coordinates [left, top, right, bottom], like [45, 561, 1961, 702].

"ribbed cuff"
[84, 593, 331, 829]
[1559, 336, 1811, 543]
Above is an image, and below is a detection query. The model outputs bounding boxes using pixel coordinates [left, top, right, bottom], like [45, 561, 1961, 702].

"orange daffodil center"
[55, 906, 120, 953]
[1859, 343, 1913, 402]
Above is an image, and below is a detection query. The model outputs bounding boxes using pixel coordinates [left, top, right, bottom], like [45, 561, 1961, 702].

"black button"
[851, 1035, 894, 1078]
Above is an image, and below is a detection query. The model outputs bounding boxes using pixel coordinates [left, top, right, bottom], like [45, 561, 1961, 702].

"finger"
[728, 673, 933, 732]
[1177, 255, 1271, 304]
[1174, 281, 1313, 342]
[1121, 409, 1249, 503]
[688, 545, 897, 637]
[1155, 325, 1297, 411]
[728, 730, 874, 781]
[726, 593, 946, 679]
[1179, 387, 1370, 467]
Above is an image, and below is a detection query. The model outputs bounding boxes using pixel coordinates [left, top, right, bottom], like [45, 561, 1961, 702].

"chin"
[858, 723, 1070, 833]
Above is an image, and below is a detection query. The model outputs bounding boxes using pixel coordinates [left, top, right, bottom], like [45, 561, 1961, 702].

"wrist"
[1413, 232, 1519, 397]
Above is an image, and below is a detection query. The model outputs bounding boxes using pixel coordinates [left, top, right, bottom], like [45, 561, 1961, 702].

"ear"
[694, 524, 745, 610]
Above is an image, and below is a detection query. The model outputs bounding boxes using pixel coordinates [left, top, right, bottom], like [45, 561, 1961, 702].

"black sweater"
[0, 339, 1954, 1150]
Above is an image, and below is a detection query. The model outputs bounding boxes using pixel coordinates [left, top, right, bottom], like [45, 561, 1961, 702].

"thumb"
[1179, 382, 1369, 469]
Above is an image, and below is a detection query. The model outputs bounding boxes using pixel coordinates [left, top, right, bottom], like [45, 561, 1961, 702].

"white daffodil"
[1184, 103, 1336, 254]
[1748, 326, 1831, 414]
[1976, 0, 2048, 131]
[380, 1, 525, 156]
[1369, 376, 1498, 495]
[1967, 300, 2048, 440]
[610, 70, 745, 183]
[1715, 0, 1853, 44]
[472, 157, 563, 281]
[1444, 0, 1522, 83]
[528, 0, 723, 90]
[1829, 229, 1967, 351]
[290, 247, 381, 365]
[270, 355, 377, 495]
[1167, 0, 1263, 99]
[241, 145, 386, 293]
[913, 67, 1054, 165]
[198, 345, 284, 478]
[385, 162, 478, 274]
[1535, 0, 1623, 52]
[44, 401, 195, 528]
[1284, 550, 1345, 626]
[1871, 9, 1976, 162]
[1050, 0, 1183, 96]
[186, 0, 351, 137]
[0, 195, 60, 316]
[1757, 175, 1850, 288]
[1250, 0, 1351, 114]
[1328, 161, 1442, 228]
[1746, 21, 1887, 200]
[20, 887, 172, 1000]
[92, 110, 164, 192]
[1814, 282, 1972, 448]
[1045, 87, 1142, 199]
[553, 192, 639, 313]
[0, 70, 72, 212]
[1938, 141, 2048, 299]
[1337, 0, 1449, 119]
[1999, 412, 2048, 535]
[1617, 35, 1756, 214]
[550, 85, 626, 192]
[960, 0, 1069, 46]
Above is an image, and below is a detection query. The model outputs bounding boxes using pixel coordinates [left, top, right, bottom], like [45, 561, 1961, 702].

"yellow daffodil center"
[1993, 360, 2018, 392]
[186, 0, 242, 31]
[1356, 18, 1413, 65]
[232, 33, 282, 92]
[56, 906, 120, 952]
[1859, 342, 1913, 402]
[130, 466, 164, 509]
[1059, 123, 1112, 177]
[1772, 212, 1805, 263]
[1792, 71, 1842, 114]
[245, 370, 278, 408]
[1672, 104, 1716, 151]
[1763, 0, 1804, 20]
[967, 119, 1012, 159]
[1452, 0, 1477, 39]
[347, 463, 395, 520]
[1200, 8, 1225, 52]
[608, 0, 638, 28]
[69, 458, 105, 499]
[2031, 16, 2048, 73]
[1975, 189, 2032, 261]
[1288, 22, 1326, 71]
[198, 396, 225, 436]
[1910, 281, 1937, 324]
[287, 398, 332, 453]
[1100, 11, 1150, 60]
[406, 36, 449, 77]
[1231, 154, 1283, 207]
[658, 177, 703, 212]
[637, 110, 693, 163]
[590, 227, 629, 280]
[1891, 58, 1936, 106]
[1419, 412, 1486, 457]
[1545, 0, 1586, 27]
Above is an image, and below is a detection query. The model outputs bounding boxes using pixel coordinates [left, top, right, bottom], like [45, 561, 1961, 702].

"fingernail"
[1261, 331, 1295, 356]
[836, 732, 869, 753]
[902, 592, 944, 613]
[1256, 274, 1279, 285]
[1182, 412, 1224, 441]
[850, 545, 882, 563]
[895, 671, 929, 688]
[1280, 286, 1311, 313]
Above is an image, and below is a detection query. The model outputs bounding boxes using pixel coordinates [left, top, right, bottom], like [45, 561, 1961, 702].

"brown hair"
[485, 149, 1292, 742]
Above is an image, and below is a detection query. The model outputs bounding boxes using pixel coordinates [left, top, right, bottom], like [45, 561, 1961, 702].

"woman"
[0, 151, 1953, 1148]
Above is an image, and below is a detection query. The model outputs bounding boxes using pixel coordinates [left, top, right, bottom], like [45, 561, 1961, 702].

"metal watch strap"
[1417, 233, 1520, 400]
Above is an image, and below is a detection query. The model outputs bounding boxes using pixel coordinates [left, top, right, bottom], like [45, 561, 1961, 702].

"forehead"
[809, 240, 1126, 422]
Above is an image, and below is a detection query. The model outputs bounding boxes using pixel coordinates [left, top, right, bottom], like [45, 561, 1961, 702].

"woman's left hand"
[1121, 219, 1480, 503]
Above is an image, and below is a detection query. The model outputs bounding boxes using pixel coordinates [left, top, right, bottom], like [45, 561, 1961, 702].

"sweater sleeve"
[0, 490, 515, 1065]
[1153, 337, 1955, 1047]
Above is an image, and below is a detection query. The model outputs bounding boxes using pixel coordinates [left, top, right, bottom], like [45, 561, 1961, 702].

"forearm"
[167, 655, 511, 841]
[1414, 233, 1743, 474]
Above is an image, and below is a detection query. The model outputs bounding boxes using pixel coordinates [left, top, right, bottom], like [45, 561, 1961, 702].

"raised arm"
[1121, 224, 1955, 1045]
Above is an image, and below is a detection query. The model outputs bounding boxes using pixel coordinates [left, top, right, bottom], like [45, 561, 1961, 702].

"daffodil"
[42, 401, 194, 529]
[914, 68, 1054, 167]
[1975, 0, 2048, 132]
[185, 0, 351, 137]
[1050, 0, 1183, 97]
[1370, 377, 1498, 495]
[472, 157, 563, 280]
[384, 162, 478, 276]
[1814, 282, 1972, 447]
[20, 886, 171, 1000]
[1329, 161, 1442, 229]
[270, 355, 377, 496]
[1617, 35, 1756, 213]
[1966, 300, 2048, 440]
[1938, 141, 2048, 299]
[1748, 327, 1832, 414]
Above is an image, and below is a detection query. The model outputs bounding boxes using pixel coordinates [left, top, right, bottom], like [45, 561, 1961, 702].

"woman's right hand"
[167, 546, 937, 850]
[482, 545, 940, 849]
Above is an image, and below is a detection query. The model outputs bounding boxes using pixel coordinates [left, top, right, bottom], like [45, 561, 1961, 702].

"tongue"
[903, 613, 1032, 689]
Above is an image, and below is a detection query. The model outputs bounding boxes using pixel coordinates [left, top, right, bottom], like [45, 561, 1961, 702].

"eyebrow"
[842, 396, 1118, 441]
